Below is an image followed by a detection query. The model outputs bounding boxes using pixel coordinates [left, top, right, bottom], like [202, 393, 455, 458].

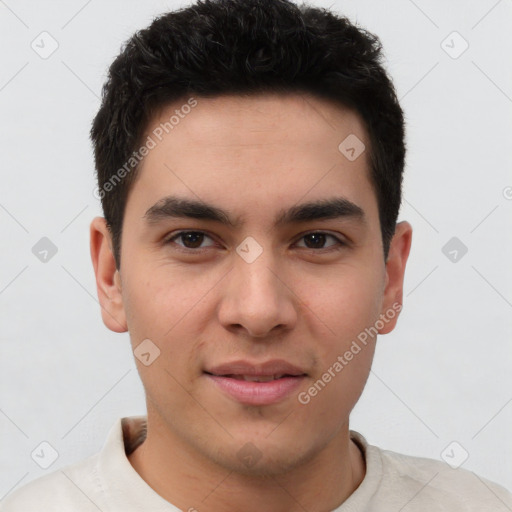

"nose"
[217, 249, 298, 339]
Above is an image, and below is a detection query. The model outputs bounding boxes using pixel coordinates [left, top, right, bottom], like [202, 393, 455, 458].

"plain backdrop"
[1, 0, 511, 499]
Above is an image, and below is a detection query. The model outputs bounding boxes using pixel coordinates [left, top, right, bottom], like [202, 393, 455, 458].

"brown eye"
[296, 232, 343, 250]
[167, 231, 216, 250]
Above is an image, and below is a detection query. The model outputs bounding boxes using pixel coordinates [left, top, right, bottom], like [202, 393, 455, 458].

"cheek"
[298, 263, 384, 344]
[121, 260, 223, 391]
[306, 347, 375, 427]
[122, 260, 209, 339]
[121, 266, 208, 405]
[298, 275, 380, 418]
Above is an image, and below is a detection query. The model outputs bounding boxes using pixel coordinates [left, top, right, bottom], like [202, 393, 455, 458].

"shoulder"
[376, 446, 512, 511]
[0, 454, 102, 512]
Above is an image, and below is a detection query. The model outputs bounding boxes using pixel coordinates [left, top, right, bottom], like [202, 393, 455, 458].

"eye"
[295, 232, 345, 250]
[165, 230, 216, 250]
[165, 230, 346, 253]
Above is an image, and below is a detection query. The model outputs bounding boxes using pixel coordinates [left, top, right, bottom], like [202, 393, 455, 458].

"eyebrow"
[143, 195, 366, 228]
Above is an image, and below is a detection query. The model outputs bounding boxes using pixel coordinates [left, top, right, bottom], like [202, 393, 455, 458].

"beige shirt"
[2, 416, 511, 511]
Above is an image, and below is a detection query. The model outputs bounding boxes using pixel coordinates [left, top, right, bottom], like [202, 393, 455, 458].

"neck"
[128, 414, 366, 512]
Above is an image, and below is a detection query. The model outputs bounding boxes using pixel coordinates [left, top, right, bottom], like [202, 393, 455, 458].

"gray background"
[1, 0, 511, 500]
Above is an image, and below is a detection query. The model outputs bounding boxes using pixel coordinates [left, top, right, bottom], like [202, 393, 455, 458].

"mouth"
[203, 360, 307, 405]
[205, 373, 301, 382]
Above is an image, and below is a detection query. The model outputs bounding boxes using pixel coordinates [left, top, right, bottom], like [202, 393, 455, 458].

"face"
[91, 93, 411, 476]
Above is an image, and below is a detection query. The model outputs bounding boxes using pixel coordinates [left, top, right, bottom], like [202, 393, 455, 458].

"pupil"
[183, 232, 203, 248]
[305, 233, 325, 248]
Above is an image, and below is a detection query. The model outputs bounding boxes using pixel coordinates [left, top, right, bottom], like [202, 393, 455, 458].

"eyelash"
[164, 230, 347, 253]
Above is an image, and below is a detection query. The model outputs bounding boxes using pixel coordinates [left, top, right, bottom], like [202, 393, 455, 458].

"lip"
[206, 374, 306, 405]
[204, 359, 307, 406]
[206, 359, 306, 377]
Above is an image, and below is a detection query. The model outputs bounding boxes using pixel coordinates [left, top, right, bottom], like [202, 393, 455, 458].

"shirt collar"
[95, 416, 383, 511]
[96, 416, 180, 511]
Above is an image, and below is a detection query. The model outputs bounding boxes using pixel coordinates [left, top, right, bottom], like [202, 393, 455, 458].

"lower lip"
[206, 374, 305, 405]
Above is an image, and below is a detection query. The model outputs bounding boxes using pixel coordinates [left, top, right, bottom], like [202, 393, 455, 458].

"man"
[3, 0, 511, 510]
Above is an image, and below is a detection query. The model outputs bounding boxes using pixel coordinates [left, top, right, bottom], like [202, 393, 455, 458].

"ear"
[90, 217, 127, 333]
[378, 221, 412, 335]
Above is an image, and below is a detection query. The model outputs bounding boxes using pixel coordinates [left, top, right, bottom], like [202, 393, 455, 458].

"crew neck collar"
[95, 416, 383, 511]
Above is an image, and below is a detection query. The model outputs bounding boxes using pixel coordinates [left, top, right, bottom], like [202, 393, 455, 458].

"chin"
[206, 435, 326, 478]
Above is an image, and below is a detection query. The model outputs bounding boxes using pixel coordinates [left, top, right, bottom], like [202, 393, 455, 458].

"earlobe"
[90, 217, 128, 333]
[378, 221, 413, 335]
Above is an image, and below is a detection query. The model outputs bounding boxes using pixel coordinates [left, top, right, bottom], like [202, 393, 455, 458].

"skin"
[90, 93, 412, 512]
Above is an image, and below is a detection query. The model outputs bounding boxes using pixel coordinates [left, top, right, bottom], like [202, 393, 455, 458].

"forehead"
[126, 93, 378, 229]
[150, 93, 367, 151]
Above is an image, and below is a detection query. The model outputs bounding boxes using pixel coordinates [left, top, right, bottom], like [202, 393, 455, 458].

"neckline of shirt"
[95, 416, 383, 511]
